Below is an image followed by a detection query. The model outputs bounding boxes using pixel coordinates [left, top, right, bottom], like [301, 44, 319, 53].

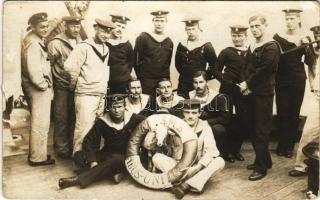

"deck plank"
[2, 140, 308, 200]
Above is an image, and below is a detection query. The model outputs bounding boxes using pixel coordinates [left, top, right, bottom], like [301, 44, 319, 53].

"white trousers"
[27, 88, 53, 162]
[152, 153, 225, 192]
[73, 95, 105, 154]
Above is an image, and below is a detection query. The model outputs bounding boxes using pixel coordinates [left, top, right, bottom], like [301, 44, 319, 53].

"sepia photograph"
[2, 1, 320, 199]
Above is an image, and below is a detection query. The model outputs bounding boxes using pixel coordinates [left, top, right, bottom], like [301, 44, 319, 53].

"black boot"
[222, 154, 235, 163]
[233, 153, 245, 161]
[28, 155, 55, 167]
[171, 182, 189, 199]
[58, 176, 79, 189]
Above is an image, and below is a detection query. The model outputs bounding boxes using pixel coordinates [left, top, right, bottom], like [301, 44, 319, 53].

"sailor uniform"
[125, 94, 153, 116]
[175, 40, 217, 98]
[273, 33, 317, 154]
[106, 39, 134, 94]
[215, 46, 250, 156]
[21, 30, 53, 162]
[155, 93, 185, 115]
[243, 41, 281, 173]
[73, 112, 145, 188]
[48, 32, 82, 156]
[133, 32, 173, 97]
[152, 119, 224, 192]
[64, 37, 110, 154]
[189, 89, 231, 156]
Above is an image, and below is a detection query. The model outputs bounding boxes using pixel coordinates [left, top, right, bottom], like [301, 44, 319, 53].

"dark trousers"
[74, 151, 125, 188]
[108, 81, 128, 95]
[53, 88, 75, 155]
[207, 122, 227, 156]
[276, 81, 306, 152]
[247, 95, 273, 173]
[220, 84, 251, 154]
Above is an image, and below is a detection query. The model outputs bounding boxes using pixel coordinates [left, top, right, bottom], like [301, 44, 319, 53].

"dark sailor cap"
[106, 94, 127, 107]
[182, 17, 202, 27]
[178, 99, 202, 110]
[150, 10, 169, 18]
[28, 12, 48, 26]
[310, 26, 320, 34]
[62, 16, 83, 24]
[110, 14, 130, 24]
[282, 8, 303, 15]
[230, 25, 248, 34]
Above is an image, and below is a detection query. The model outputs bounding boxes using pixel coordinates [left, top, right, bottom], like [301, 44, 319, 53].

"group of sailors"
[20, 7, 319, 199]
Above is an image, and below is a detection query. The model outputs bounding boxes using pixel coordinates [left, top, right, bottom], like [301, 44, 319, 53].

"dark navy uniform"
[175, 42, 217, 98]
[107, 14, 134, 94]
[273, 33, 316, 155]
[215, 46, 250, 157]
[133, 32, 173, 97]
[106, 40, 134, 94]
[73, 112, 145, 188]
[243, 41, 280, 173]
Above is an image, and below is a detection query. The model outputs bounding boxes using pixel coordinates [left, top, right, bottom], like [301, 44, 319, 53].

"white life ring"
[125, 114, 198, 189]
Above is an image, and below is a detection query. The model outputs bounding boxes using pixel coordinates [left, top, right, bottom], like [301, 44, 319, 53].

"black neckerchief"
[84, 42, 108, 62]
[38, 42, 48, 52]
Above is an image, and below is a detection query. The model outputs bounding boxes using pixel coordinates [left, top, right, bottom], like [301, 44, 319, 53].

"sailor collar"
[180, 38, 208, 51]
[156, 93, 184, 109]
[53, 32, 81, 49]
[99, 111, 133, 130]
[231, 45, 248, 52]
[125, 94, 149, 114]
[189, 88, 219, 107]
[277, 31, 307, 47]
[107, 37, 129, 46]
[145, 31, 169, 43]
[82, 37, 109, 62]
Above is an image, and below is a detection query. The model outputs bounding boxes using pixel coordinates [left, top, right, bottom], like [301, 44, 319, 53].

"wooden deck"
[2, 127, 308, 200]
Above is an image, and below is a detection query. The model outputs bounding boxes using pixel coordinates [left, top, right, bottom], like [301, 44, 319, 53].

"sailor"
[240, 15, 281, 181]
[47, 16, 83, 159]
[213, 25, 249, 162]
[288, 25, 320, 177]
[21, 12, 55, 166]
[189, 71, 231, 159]
[151, 99, 225, 199]
[133, 10, 174, 97]
[125, 77, 153, 116]
[64, 18, 115, 154]
[175, 18, 217, 98]
[106, 14, 134, 94]
[273, 8, 317, 158]
[58, 94, 146, 189]
[155, 78, 185, 114]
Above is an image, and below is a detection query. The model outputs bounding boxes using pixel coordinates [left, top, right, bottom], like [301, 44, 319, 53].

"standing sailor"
[64, 18, 115, 154]
[273, 8, 316, 158]
[214, 25, 249, 162]
[21, 12, 55, 166]
[106, 14, 134, 94]
[133, 10, 174, 97]
[240, 15, 280, 181]
[48, 16, 83, 159]
[175, 18, 217, 98]
[288, 25, 320, 177]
